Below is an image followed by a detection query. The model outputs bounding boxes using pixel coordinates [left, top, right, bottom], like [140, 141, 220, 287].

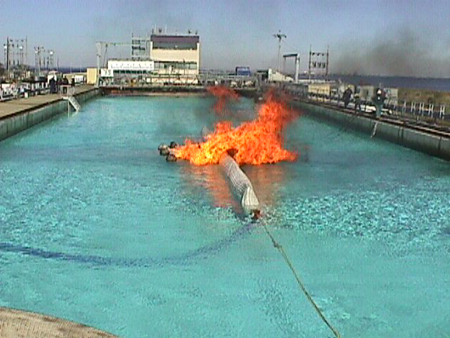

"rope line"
[261, 222, 341, 338]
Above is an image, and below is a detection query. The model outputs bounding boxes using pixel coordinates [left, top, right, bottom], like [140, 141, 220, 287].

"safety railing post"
[439, 105, 445, 119]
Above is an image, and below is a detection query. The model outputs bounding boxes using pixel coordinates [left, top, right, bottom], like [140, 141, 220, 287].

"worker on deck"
[354, 87, 361, 113]
[372, 87, 386, 117]
[342, 87, 352, 108]
[49, 77, 57, 94]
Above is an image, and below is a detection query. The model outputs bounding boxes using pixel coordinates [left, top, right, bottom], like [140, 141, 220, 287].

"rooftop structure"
[131, 35, 151, 60]
[150, 33, 200, 82]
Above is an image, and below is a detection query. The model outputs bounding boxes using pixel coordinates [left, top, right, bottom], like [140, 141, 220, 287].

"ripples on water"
[0, 96, 449, 337]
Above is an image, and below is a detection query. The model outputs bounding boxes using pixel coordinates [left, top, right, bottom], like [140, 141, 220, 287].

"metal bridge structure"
[95, 41, 133, 87]
[283, 53, 300, 83]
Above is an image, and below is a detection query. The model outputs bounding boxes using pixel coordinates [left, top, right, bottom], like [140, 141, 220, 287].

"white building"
[92, 32, 201, 86]
[150, 34, 200, 83]
[107, 60, 154, 73]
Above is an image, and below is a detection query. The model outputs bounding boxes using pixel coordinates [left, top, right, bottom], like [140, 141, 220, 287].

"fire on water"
[207, 86, 240, 114]
[174, 91, 298, 165]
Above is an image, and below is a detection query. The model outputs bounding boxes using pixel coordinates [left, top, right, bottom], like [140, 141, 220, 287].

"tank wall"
[0, 89, 100, 142]
[293, 101, 450, 161]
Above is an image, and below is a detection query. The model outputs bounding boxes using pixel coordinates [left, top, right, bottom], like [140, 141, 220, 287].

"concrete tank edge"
[292, 100, 450, 161]
[0, 89, 100, 142]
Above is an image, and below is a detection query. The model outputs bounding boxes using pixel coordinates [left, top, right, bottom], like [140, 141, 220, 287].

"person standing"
[343, 87, 352, 108]
[373, 87, 386, 117]
[49, 77, 56, 94]
[354, 87, 361, 113]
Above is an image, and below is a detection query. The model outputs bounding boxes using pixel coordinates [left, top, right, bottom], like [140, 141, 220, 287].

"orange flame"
[175, 91, 298, 165]
[207, 86, 240, 113]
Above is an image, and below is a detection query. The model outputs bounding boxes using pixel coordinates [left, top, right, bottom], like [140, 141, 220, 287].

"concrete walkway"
[0, 85, 94, 120]
[0, 307, 118, 337]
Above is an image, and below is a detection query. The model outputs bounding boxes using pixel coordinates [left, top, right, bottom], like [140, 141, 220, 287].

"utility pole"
[308, 45, 312, 81]
[4, 37, 10, 73]
[34, 46, 44, 77]
[273, 30, 286, 72]
[96, 42, 101, 87]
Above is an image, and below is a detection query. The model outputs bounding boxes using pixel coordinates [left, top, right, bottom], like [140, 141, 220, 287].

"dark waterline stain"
[0, 223, 256, 268]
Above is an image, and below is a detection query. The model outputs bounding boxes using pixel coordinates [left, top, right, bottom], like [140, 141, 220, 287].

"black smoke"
[332, 27, 450, 78]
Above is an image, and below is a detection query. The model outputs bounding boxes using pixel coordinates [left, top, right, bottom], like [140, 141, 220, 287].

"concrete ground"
[0, 85, 94, 120]
[0, 307, 117, 337]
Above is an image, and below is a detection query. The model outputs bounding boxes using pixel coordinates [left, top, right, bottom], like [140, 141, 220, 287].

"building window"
[153, 62, 197, 70]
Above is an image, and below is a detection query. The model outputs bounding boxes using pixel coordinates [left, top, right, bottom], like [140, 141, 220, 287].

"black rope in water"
[261, 222, 341, 338]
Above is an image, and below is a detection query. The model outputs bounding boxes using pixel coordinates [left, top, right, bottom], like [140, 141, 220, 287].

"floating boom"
[201, 125, 260, 213]
[219, 153, 260, 213]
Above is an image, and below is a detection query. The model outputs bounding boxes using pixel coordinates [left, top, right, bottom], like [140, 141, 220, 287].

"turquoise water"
[0, 96, 449, 337]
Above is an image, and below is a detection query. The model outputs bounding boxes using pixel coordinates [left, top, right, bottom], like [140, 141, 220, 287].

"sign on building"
[107, 60, 155, 71]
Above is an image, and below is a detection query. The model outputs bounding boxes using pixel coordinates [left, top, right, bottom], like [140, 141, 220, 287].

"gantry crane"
[283, 53, 300, 83]
[95, 41, 132, 87]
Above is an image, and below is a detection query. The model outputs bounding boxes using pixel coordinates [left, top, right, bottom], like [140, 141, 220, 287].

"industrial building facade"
[90, 33, 201, 86]
[150, 34, 200, 82]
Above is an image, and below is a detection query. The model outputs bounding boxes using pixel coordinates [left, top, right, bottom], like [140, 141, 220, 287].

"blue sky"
[1, 0, 450, 77]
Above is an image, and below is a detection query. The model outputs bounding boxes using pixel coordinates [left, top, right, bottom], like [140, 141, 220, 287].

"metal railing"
[281, 85, 448, 122]
[98, 71, 258, 88]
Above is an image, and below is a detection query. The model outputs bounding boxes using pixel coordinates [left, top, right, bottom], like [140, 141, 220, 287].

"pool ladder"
[63, 95, 81, 113]
[63, 87, 81, 113]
